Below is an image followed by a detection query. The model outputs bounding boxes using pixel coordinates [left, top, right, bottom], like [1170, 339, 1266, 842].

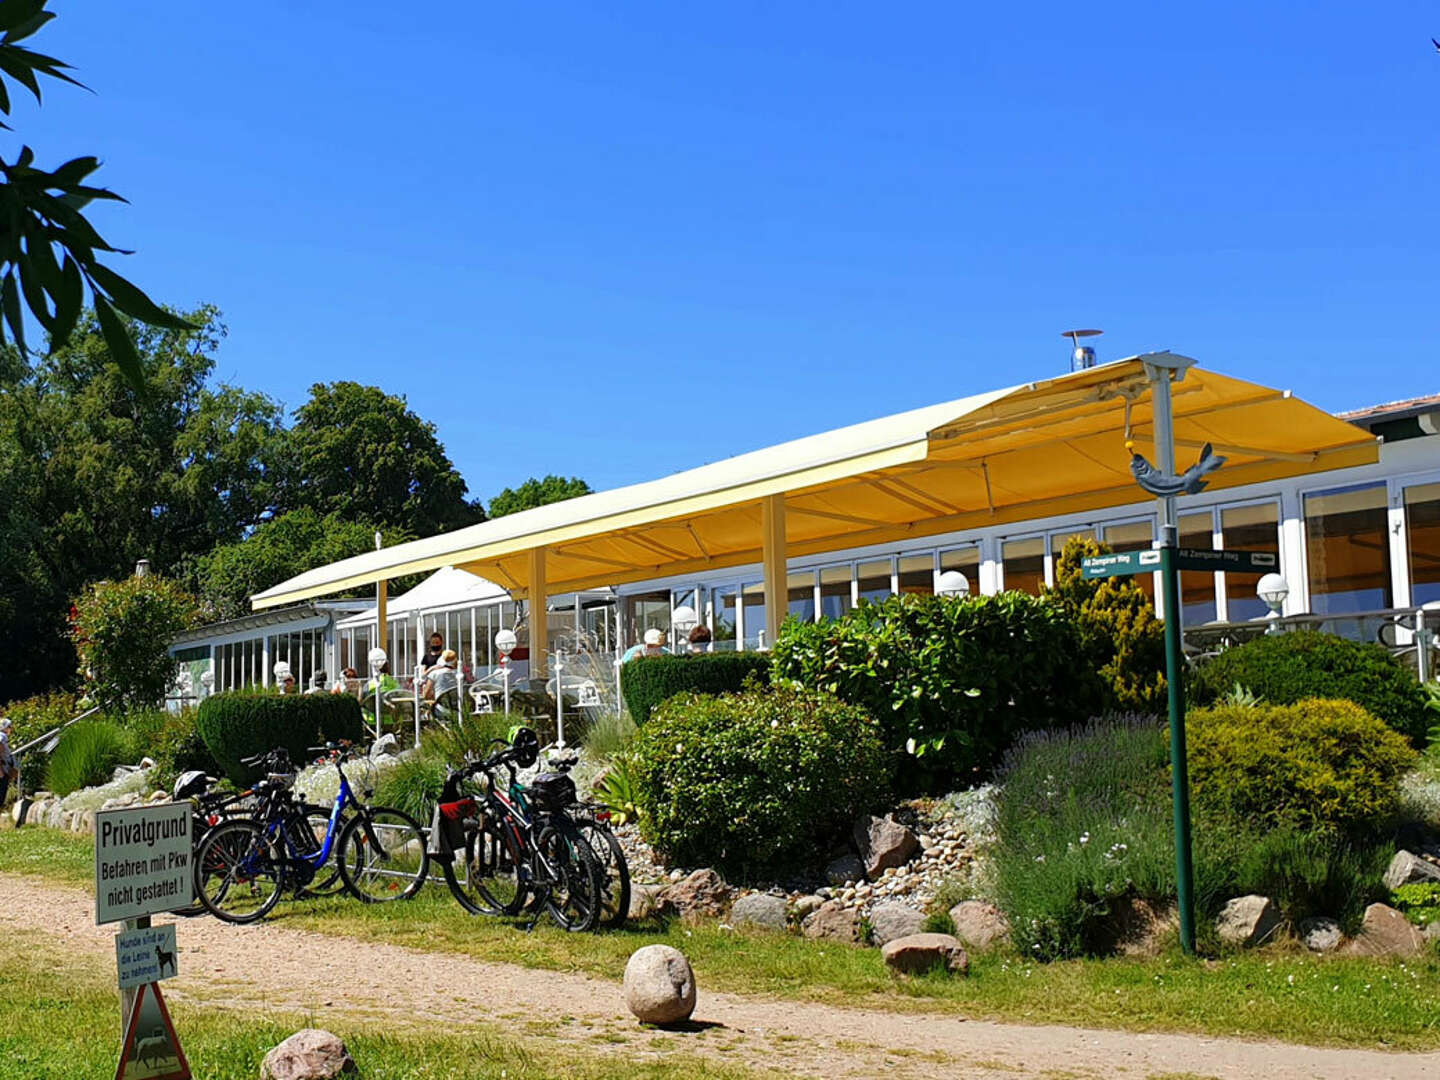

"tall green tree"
[0, 1, 193, 383]
[487, 474, 592, 518]
[191, 509, 414, 622]
[278, 381, 482, 536]
[71, 573, 201, 711]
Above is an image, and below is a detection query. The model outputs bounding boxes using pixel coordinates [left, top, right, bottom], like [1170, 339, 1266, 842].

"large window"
[1001, 536, 1045, 594]
[939, 546, 980, 593]
[897, 554, 934, 595]
[1405, 481, 1440, 606]
[819, 565, 852, 619]
[625, 591, 671, 646]
[1223, 502, 1282, 621]
[1178, 512, 1216, 623]
[741, 581, 766, 648]
[1304, 485, 1390, 615]
[710, 585, 738, 641]
[787, 571, 816, 622]
[857, 559, 892, 604]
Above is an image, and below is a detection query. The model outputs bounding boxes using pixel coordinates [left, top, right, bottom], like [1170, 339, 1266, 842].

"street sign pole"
[1143, 354, 1198, 956]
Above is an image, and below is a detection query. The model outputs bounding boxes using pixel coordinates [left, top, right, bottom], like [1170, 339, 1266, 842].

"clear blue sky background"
[35, 2, 1440, 503]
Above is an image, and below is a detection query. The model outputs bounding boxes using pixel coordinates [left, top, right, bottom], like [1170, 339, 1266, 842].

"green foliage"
[578, 710, 637, 762]
[772, 592, 1101, 787]
[70, 574, 200, 711]
[194, 692, 365, 784]
[0, 2, 195, 386]
[191, 509, 414, 621]
[486, 474, 592, 519]
[0, 692, 75, 793]
[1211, 827, 1391, 932]
[1391, 883, 1440, 928]
[633, 685, 890, 876]
[125, 707, 218, 792]
[593, 754, 640, 827]
[620, 652, 772, 727]
[46, 719, 133, 796]
[1222, 682, 1262, 708]
[374, 752, 447, 824]
[1048, 536, 1167, 712]
[281, 381, 482, 536]
[921, 911, 957, 935]
[1188, 700, 1416, 836]
[1193, 630, 1430, 744]
[424, 709, 516, 765]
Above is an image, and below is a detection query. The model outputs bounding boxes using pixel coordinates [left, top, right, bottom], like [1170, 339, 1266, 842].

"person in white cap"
[620, 627, 670, 664]
[0, 717, 16, 806]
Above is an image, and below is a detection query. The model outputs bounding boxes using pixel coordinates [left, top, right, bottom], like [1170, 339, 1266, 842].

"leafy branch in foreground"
[0, 0, 193, 385]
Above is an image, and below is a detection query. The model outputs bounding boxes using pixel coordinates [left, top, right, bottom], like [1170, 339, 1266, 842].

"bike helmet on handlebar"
[507, 726, 539, 769]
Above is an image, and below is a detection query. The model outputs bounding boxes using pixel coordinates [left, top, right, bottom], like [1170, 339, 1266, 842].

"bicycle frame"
[264, 758, 356, 871]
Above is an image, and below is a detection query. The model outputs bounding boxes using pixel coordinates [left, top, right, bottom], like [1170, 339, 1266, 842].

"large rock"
[881, 933, 970, 976]
[853, 815, 919, 880]
[658, 869, 732, 921]
[1383, 850, 1440, 891]
[260, 1029, 358, 1080]
[868, 901, 926, 946]
[825, 854, 866, 887]
[623, 945, 696, 1025]
[729, 893, 787, 931]
[948, 900, 1010, 951]
[801, 901, 860, 943]
[1215, 895, 1281, 948]
[1299, 917, 1343, 953]
[1347, 903, 1425, 958]
[792, 894, 824, 920]
[628, 884, 664, 921]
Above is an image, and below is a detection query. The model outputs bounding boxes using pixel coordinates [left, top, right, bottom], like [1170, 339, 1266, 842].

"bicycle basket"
[528, 772, 576, 811]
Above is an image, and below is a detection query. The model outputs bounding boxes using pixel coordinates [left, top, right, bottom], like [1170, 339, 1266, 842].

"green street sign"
[1172, 548, 1278, 574]
[1081, 550, 1161, 578]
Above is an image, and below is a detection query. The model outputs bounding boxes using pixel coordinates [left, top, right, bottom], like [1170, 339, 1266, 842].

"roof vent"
[1062, 329, 1103, 372]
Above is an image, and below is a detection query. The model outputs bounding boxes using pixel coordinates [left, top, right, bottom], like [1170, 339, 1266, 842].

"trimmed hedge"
[1192, 630, 1429, 744]
[634, 684, 891, 875]
[195, 692, 365, 783]
[1188, 698, 1417, 836]
[772, 592, 1103, 787]
[620, 652, 771, 726]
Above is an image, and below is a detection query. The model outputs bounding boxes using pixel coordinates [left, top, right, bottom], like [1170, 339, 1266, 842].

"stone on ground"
[628, 884, 663, 921]
[658, 868, 732, 920]
[260, 1029, 358, 1080]
[825, 854, 866, 886]
[1215, 895, 1281, 948]
[792, 894, 824, 920]
[1382, 850, 1440, 890]
[881, 933, 970, 976]
[1347, 903, 1425, 957]
[948, 900, 1010, 951]
[729, 893, 787, 931]
[623, 944, 697, 1025]
[801, 901, 860, 943]
[853, 815, 918, 879]
[1299, 916, 1343, 953]
[868, 901, 925, 946]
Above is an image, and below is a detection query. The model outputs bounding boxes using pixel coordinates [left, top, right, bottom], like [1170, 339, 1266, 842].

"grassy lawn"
[0, 929, 760, 1080]
[5, 825, 1440, 1051]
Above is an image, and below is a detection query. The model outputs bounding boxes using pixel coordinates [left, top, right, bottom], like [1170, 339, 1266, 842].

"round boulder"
[730, 893, 788, 931]
[868, 901, 925, 946]
[260, 1029, 358, 1080]
[624, 944, 697, 1025]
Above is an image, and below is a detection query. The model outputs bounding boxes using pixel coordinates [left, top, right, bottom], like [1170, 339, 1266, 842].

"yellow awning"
[251, 358, 1377, 609]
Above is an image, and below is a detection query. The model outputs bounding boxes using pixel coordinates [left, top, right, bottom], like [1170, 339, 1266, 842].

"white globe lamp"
[936, 570, 971, 598]
[494, 628, 517, 659]
[367, 647, 388, 674]
[671, 604, 699, 636]
[1256, 573, 1289, 631]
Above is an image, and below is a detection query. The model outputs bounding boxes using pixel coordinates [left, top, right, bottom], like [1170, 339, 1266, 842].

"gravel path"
[2, 873, 1436, 1080]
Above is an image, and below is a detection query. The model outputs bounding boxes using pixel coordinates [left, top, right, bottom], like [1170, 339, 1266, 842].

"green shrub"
[772, 592, 1101, 788]
[1048, 536, 1167, 713]
[126, 708, 219, 792]
[921, 910, 957, 935]
[195, 692, 365, 784]
[46, 720, 135, 796]
[1, 691, 80, 794]
[620, 652, 771, 727]
[594, 753, 640, 826]
[1192, 630, 1429, 744]
[579, 710, 637, 761]
[1188, 699, 1417, 836]
[634, 685, 891, 876]
[1391, 882, 1440, 928]
[70, 574, 201, 711]
[374, 751, 447, 823]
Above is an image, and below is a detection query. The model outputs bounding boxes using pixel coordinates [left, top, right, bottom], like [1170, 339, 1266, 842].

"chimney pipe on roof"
[1063, 329, 1103, 372]
[134, 559, 151, 578]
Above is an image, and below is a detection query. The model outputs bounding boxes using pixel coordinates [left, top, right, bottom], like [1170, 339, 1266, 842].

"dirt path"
[2, 874, 1435, 1080]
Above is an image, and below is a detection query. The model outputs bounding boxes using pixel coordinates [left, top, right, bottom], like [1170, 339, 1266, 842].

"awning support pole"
[529, 546, 548, 680]
[761, 494, 786, 650]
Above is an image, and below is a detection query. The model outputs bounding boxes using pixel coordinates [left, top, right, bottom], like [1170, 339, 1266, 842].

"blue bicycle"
[196, 744, 429, 923]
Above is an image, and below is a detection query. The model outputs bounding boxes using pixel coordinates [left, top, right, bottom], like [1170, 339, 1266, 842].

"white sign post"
[95, 803, 192, 926]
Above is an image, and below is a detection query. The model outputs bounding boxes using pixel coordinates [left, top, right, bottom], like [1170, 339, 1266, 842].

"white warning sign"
[116, 922, 178, 991]
[95, 803, 192, 926]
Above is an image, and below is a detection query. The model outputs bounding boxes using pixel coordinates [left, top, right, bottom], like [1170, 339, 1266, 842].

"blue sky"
[35, 2, 1440, 501]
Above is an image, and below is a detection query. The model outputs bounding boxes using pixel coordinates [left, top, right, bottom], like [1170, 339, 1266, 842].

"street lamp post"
[367, 647, 387, 740]
[671, 604, 699, 651]
[495, 629, 517, 716]
[1257, 573, 1289, 631]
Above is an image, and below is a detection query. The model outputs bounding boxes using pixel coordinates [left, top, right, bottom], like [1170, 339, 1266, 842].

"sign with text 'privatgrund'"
[95, 803, 192, 926]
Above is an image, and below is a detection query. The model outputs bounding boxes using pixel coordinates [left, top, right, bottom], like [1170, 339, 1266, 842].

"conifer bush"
[620, 652, 771, 726]
[195, 692, 365, 783]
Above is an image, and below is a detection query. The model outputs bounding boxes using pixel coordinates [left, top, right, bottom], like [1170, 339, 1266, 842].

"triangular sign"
[116, 982, 191, 1080]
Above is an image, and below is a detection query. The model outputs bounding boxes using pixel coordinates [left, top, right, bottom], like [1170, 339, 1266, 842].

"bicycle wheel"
[576, 817, 630, 928]
[535, 816, 604, 932]
[296, 805, 345, 896]
[442, 810, 528, 916]
[195, 820, 284, 924]
[175, 812, 219, 917]
[337, 805, 429, 902]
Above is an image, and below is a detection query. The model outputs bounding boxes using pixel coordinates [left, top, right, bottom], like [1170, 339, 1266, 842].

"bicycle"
[540, 749, 631, 928]
[195, 743, 429, 924]
[432, 728, 604, 932]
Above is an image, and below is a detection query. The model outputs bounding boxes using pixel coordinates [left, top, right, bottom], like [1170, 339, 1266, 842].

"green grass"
[5, 826, 1440, 1050]
[0, 929, 760, 1080]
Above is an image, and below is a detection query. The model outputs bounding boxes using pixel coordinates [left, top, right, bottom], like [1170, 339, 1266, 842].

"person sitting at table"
[687, 624, 712, 653]
[367, 662, 399, 696]
[305, 670, 329, 695]
[331, 667, 358, 694]
[420, 632, 445, 673]
[621, 628, 669, 663]
[423, 650, 459, 701]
